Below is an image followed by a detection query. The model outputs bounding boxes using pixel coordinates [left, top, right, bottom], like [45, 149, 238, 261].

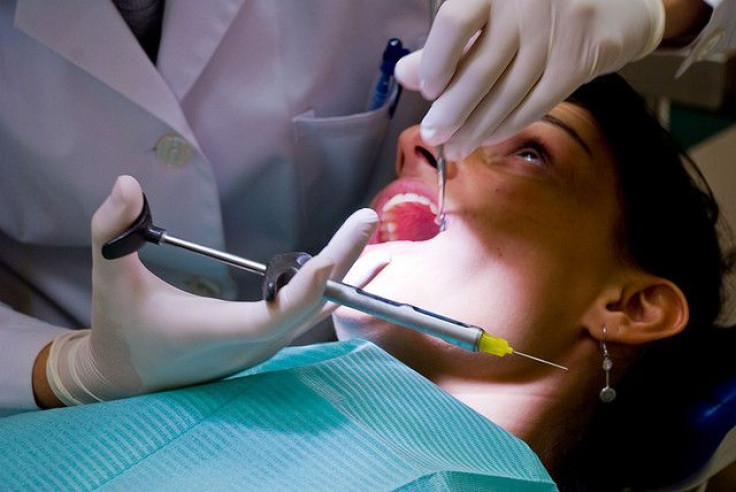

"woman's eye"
[515, 146, 546, 166]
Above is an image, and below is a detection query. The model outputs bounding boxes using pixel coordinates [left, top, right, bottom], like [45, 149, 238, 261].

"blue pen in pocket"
[366, 38, 410, 114]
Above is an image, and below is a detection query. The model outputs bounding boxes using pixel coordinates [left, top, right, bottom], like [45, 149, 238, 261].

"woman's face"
[333, 102, 625, 381]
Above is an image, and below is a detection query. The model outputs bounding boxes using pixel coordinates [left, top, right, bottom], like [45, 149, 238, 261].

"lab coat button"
[695, 30, 724, 61]
[187, 277, 222, 298]
[155, 133, 192, 167]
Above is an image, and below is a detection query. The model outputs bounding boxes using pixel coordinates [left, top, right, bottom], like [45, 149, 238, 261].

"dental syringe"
[323, 280, 567, 370]
[101, 197, 567, 371]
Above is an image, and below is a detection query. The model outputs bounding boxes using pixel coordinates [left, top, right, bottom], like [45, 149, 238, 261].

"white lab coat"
[675, 0, 736, 74]
[0, 0, 431, 412]
[2, 0, 735, 414]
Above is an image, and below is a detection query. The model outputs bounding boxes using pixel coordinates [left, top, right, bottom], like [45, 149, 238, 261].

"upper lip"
[370, 144, 440, 217]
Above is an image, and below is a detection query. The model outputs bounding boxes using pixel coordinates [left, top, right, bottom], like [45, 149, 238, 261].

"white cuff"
[46, 329, 103, 406]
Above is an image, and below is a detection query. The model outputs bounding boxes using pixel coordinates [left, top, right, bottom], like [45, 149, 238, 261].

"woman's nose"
[395, 125, 440, 177]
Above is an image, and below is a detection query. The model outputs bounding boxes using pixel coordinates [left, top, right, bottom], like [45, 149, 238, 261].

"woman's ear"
[582, 273, 689, 345]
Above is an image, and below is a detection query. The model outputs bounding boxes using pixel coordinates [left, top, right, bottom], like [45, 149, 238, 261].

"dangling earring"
[599, 325, 616, 403]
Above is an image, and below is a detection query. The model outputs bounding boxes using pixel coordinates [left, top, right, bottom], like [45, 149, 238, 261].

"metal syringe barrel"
[324, 281, 483, 352]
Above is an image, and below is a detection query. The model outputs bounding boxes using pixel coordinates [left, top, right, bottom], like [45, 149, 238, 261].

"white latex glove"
[46, 176, 386, 405]
[395, 0, 665, 159]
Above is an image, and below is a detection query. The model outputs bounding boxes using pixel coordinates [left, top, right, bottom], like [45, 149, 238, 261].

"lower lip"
[369, 181, 441, 244]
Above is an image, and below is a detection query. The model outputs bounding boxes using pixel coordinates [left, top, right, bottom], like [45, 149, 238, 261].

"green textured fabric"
[0, 340, 557, 491]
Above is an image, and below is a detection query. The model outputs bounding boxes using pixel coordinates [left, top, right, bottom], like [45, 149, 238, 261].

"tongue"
[370, 202, 440, 244]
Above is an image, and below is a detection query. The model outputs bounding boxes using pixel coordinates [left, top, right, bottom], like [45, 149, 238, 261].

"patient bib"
[0, 340, 557, 491]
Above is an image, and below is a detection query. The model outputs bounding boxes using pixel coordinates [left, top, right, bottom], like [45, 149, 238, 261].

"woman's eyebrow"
[541, 115, 592, 157]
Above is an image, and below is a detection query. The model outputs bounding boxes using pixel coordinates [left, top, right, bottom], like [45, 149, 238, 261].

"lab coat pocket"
[292, 102, 392, 251]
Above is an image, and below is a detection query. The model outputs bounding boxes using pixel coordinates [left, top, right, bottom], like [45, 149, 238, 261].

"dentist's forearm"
[661, 0, 712, 46]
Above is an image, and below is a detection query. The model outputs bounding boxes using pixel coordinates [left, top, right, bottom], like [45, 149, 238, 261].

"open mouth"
[368, 179, 441, 244]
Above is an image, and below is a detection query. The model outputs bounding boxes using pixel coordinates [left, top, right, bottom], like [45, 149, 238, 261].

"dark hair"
[557, 74, 734, 491]
[568, 73, 728, 333]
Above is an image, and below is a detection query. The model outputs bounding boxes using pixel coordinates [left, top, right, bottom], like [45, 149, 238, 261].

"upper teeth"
[382, 193, 438, 214]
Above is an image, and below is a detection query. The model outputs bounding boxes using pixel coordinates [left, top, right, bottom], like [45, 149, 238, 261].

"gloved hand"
[395, 0, 665, 159]
[46, 176, 386, 405]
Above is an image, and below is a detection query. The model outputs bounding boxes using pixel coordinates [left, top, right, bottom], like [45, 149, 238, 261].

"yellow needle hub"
[478, 333, 513, 357]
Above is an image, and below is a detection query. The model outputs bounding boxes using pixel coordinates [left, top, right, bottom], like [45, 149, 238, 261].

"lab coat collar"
[157, 0, 248, 101]
[13, 0, 198, 146]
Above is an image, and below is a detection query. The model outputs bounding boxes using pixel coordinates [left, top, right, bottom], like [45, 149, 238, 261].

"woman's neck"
[434, 345, 600, 475]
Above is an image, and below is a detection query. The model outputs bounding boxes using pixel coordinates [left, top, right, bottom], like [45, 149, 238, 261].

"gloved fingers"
[270, 253, 334, 319]
[317, 208, 379, 282]
[394, 50, 422, 91]
[178, 254, 336, 343]
[470, 42, 604, 151]
[314, 249, 391, 320]
[237, 209, 380, 340]
[420, 23, 517, 147]
[287, 210, 386, 334]
[177, 209, 379, 341]
[91, 176, 148, 282]
[420, 0, 491, 100]
[341, 250, 391, 287]
[443, 49, 547, 159]
[484, 73, 583, 150]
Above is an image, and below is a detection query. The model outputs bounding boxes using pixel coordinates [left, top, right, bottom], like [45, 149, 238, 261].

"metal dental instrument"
[435, 145, 447, 231]
[429, 0, 447, 233]
[101, 197, 567, 370]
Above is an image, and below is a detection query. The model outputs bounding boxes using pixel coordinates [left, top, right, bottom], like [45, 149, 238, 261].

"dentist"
[1, 0, 733, 414]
